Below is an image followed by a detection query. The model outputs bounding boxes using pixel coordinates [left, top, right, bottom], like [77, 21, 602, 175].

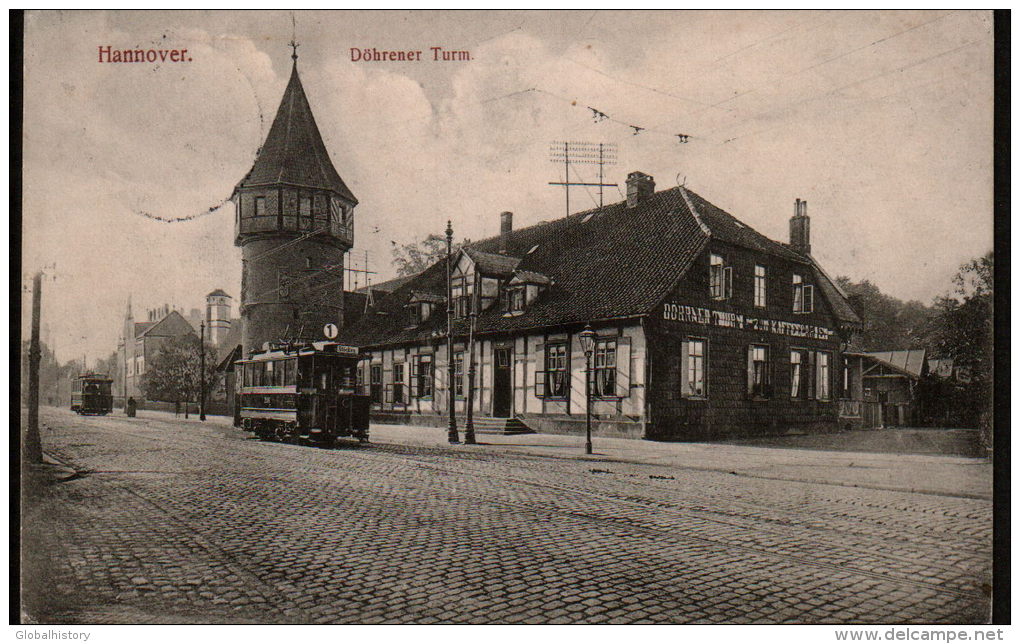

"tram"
[70, 373, 114, 415]
[236, 341, 370, 445]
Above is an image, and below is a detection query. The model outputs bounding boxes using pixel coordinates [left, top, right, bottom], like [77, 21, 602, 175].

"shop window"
[754, 265, 767, 308]
[710, 253, 733, 300]
[747, 344, 771, 398]
[593, 338, 617, 398]
[682, 338, 707, 398]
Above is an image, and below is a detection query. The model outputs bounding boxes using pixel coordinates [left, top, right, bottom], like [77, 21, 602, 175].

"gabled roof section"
[862, 349, 928, 378]
[463, 248, 521, 277]
[237, 63, 357, 203]
[511, 270, 552, 286]
[139, 311, 197, 339]
[133, 321, 156, 337]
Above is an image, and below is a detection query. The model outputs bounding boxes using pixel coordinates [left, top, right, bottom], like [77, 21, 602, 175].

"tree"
[916, 252, 993, 440]
[391, 234, 466, 277]
[834, 277, 932, 350]
[141, 335, 218, 418]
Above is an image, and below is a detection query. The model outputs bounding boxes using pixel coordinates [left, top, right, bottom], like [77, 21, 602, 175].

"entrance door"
[493, 347, 512, 418]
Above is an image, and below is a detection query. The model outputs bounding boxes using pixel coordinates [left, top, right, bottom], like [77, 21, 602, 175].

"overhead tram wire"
[711, 37, 981, 145]
[642, 10, 961, 138]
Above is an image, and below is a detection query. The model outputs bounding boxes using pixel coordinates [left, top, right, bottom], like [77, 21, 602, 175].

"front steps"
[467, 416, 534, 435]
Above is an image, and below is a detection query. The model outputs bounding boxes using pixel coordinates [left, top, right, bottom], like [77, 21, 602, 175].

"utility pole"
[445, 220, 459, 444]
[26, 272, 42, 463]
[199, 321, 206, 421]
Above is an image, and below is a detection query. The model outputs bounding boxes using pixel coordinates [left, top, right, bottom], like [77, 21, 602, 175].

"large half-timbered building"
[340, 172, 863, 440]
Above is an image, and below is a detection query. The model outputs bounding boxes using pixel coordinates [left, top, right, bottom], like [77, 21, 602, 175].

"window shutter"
[616, 337, 631, 397]
[680, 339, 689, 397]
[724, 266, 733, 299]
[746, 345, 755, 395]
[534, 370, 546, 398]
[804, 285, 814, 313]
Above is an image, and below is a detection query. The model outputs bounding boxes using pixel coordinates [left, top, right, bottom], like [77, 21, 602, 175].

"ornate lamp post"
[445, 220, 460, 444]
[579, 324, 597, 455]
[464, 271, 478, 445]
[199, 321, 207, 421]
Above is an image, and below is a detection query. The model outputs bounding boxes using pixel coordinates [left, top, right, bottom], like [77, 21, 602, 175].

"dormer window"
[509, 287, 525, 313]
[709, 254, 732, 300]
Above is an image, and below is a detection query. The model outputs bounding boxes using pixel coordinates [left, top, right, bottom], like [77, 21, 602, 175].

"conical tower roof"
[237, 62, 357, 204]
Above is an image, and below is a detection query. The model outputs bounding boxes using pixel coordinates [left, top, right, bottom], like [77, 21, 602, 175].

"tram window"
[283, 359, 296, 385]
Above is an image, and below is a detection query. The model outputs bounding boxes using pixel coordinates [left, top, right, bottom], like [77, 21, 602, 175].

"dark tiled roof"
[355, 273, 417, 295]
[236, 64, 357, 203]
[808, 258, 863, 326]
[512, 270, 552, 285]
[133, 321, 156, 337]
[339, 185, 861, 348]
[139, 311, 196, 339]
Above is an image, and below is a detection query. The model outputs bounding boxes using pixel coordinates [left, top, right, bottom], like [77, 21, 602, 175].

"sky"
[21, 10, 995, 364]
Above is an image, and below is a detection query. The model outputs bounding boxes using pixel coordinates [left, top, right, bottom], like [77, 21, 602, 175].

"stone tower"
[232, 50, 357, 354]
[205, 289, 232, 346]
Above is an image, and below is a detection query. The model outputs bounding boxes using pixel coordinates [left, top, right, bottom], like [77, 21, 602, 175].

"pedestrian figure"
[175, 401, 180, 417]
[126, 397, 136, 418]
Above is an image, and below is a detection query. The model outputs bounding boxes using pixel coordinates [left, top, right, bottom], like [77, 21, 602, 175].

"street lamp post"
[445, 220, 460, 444]
[579, 324, 596, 455]
[199, 321, 207, 421]
[464, 276, 478, 445]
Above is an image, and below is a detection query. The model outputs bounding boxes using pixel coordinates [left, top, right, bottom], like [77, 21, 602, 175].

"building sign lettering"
[662, 303, 833, 340]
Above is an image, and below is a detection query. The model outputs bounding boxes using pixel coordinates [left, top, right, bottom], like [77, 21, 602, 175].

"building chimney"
[789, 198, 811, 255]
[499, 211, 513, 254]
[626, 172, 655, 208]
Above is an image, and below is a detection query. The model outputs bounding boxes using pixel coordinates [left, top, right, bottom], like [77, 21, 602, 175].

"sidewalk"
[111, 409, 994, 500]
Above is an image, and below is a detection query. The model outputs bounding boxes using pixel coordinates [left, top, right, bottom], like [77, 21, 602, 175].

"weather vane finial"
[289, 12, 299, 62]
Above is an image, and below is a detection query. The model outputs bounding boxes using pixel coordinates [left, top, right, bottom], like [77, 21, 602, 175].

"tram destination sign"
[662, 303, 834, 340]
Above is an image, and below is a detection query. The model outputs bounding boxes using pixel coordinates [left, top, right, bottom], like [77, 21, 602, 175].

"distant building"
[340, 173, 863, 440]
[116, 291, 239, 403]
[855, 349, 928, 427]
[117, 301, 198, 401]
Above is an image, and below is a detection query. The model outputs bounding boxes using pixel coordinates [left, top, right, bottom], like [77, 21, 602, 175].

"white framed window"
[790, 349, 809, 399]
[543, 343, 568, 398]
[747, 344, 770, 398]
[593, 338, 617, 398]
[682, 338, 707, 398]
[709, 254, 733, 300]
[793, 273, 814, 313]
[754, 265, 767, 308]
[816, 351, 831, 401]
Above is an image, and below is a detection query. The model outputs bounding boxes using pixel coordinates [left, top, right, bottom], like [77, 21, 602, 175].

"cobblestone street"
[22, 408, 992, 624]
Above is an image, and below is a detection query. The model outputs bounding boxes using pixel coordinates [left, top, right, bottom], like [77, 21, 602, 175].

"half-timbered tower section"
[340, 172, 861, 441]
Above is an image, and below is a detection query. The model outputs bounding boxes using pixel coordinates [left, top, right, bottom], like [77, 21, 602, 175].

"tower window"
[305, 257, 313, 269]
[300, 197, 312, 220]
[254, 196, 266, 217]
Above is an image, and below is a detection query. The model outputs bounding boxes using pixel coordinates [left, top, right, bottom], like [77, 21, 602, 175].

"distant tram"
[236, 341, 370, 445]
[70, 373, 114, 415]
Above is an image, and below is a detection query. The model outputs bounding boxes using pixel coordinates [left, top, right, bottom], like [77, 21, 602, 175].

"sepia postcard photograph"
[15, 9, 1005, 631]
